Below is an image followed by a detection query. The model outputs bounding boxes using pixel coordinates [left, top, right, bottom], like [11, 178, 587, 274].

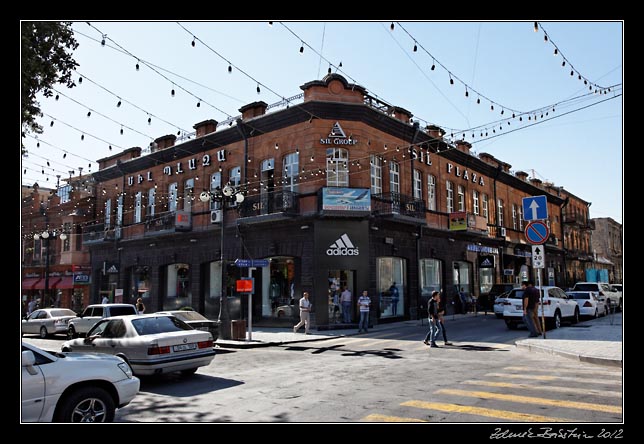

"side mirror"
[22, 350, 36, 367]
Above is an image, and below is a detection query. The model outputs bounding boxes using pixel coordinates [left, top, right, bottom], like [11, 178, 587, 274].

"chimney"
[478, 152, 498, 167]
[239, 101, 268, 120]
[300, 74, 366, 104]
[455, 140, 472, 154]
[193, 119, 218, 138]
[501, 161, 512, 173]
[515, 171, 529, 181]
[96, 147, 142, 170]
[155, 134, 177, 150]
[530, 177, 543, 188]
[391, 106, 412, 124]
[426, 124, 445, 140]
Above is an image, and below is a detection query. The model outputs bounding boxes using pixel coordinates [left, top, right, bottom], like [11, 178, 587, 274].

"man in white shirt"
[357, 290, 371, 333]
[101, 295, 110, 304]
[293, 292, 312, 334]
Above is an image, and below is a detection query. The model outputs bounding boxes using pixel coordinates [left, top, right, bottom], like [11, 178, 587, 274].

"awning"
[22, 277, 41, 290]
[52, 276, 74, 290]
[33, 277, 62, 290]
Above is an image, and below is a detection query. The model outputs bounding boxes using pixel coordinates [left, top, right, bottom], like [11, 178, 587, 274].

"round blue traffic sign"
[525, 221, 549, 245]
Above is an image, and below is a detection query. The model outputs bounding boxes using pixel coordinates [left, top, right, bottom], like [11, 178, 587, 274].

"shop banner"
[322, 188, 371, 212]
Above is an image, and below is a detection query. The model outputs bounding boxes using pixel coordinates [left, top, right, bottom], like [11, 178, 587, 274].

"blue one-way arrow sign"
[522, 195, 548, 221]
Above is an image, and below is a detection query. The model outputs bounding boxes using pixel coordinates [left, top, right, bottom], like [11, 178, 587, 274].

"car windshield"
[131, 316, 193, 335]
[567, 292, 591, 299]
[173, 311, 208, 322]
[110, 306, 137, 316]
[573, 284, 599, 291]
[50, 309, 76, 317]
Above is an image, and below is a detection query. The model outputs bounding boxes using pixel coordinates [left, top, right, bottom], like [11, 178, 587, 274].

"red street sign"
[525, 221, 549, 245]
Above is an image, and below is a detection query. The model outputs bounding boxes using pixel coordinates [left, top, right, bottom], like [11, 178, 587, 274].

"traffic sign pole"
[247, 267, 255, 341]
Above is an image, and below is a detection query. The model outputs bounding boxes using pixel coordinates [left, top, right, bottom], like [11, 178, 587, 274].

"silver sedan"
[61, 314, 216, 376]
[22, 308, 78, 338]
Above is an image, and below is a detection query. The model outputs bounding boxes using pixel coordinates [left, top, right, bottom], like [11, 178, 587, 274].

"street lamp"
[199, 183, 245, 340]
[33, 230, 67, 307]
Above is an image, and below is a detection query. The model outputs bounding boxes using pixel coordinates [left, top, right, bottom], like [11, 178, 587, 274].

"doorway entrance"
[327, 270, 355, 324]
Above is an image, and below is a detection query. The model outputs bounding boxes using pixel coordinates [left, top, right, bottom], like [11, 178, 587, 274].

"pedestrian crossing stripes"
[463, 380, 623, 398]
[399, 400, 573, 422]
[363, 413, 426, 422]
[503, 366, 622, 376]
[485, 372, 622, 385]
[435, 389, 622, 414]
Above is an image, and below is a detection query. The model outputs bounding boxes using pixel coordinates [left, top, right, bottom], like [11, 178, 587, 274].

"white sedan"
[22, 342, 139, 422]
[22, 308, 78, 338]
[61, 314, 216, 376]
[566, 291, 604, 318]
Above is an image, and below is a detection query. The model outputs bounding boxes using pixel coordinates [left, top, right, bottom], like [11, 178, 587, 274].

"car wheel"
[180, 367, 198, 377]
[618, 298, 622, 312]
[67, 325, 77, 339]
[39, 326, 48, 339]
[495, 313, 503, 319]
[62, 346, 72, 352]
[54, 386, 115, 423]
[277, 310, 284, 318]
[505, 320, 518, 330]
[552, 311, 562, 329]
[571, 308, 579, 324]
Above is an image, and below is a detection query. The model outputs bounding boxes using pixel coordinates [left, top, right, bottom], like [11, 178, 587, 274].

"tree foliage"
[21, 22, 79, 138]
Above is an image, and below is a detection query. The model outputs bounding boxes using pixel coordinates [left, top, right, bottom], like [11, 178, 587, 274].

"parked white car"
[21, 342, 139, 422]
[62, 314, 216, 376]
[503, 286, 579, 330]
[493, 291, 514, 319]
[565, 291, 604, 318]
[571, 282, 621, 311]
[67, 304, 138, 338]
[22, 308, 78, 338]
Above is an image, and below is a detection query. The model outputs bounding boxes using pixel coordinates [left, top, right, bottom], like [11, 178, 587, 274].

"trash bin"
[231, 320, 246, 340]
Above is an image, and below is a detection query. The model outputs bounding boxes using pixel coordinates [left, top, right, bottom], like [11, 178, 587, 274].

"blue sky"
[23, 21, 622, 223]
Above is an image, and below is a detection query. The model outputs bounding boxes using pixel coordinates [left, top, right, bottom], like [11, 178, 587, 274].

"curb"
[216, 334, 347, 349]
[515, 341, 622, 368]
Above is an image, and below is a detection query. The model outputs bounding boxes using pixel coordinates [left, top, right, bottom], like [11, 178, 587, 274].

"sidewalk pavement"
[216, 311, 623, 368]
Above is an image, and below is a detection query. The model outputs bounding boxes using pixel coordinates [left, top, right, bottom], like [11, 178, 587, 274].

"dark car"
[483, 283, 520, 317]
[156, 310, 219, 341]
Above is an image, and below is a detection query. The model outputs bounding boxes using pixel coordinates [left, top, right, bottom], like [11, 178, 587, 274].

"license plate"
[173, 343, 197, 352]
[515, 305, 522, 310]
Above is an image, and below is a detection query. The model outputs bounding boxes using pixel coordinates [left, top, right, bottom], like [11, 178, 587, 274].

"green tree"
[21, 22, 79, 140]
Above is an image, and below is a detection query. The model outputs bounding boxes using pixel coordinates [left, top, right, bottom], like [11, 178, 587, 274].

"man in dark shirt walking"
[423, 291, 441, 347]
[522, 280, 541, 337]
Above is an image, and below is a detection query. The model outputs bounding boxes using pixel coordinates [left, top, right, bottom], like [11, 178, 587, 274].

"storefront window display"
[261, 257, 295, 318]
[130, 266, 151, 302]
[164, 263, 190, 310]
[377, 257, 406, 318]
[479, 268, 494, 295]
[453, 261, 473, 313]
[327, 270, 354, 324]
[419, 258, 442, 297]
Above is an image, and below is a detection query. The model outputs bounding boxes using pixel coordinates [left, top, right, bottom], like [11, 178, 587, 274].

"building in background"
[591, 217, 623, 284]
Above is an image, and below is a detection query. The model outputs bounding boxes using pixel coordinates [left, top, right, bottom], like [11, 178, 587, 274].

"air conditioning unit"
[500, 227, 507, 237]
[553, 237, 559, 246]
[546, 220, 551, 227]
[210, 210, 222, 224]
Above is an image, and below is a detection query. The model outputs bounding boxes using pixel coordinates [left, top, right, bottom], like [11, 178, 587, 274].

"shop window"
[377, 257, 406, 318]
[420, 258, 442, 297]
[262, 257, 296, 319]
[453, 261, 473, 313]
[167, 263, 190, 298]
[130, 266, 151, 302]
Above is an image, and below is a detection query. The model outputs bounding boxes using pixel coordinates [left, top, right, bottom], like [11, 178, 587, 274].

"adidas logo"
[106, 265, 118, 273]
[326, 233, 360, 256]
[480, 258, 493, 267]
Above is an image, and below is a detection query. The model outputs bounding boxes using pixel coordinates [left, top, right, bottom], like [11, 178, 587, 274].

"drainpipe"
[492, 164, 504, 282]
[236, 119, 249, 189]
[409, 122, 420, 200]
[561, 196, 570, 288]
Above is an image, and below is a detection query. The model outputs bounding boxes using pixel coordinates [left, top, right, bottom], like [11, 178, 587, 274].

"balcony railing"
[563, 213, 594, 230]
[238, 190, 300, 218]
[82, 223, 121, 244]
[371, 192, 425, 219]
[144, 210, 192, 235]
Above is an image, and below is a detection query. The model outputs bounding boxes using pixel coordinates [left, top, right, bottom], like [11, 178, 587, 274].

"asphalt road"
[22, 314, 623, 426]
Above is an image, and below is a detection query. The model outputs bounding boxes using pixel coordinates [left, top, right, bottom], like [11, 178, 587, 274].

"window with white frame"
[147, 187, 156, 217]
[62, 222, 71, 252]
[427, 174, 436, 211]
[184, 178, 194, 212]
[497, 199, 504, 227]
[135, 191, 142, 223]
[283, 152, 299, 192]
[457, 185, 465, 212]
[58, 185, 71, 204]
[389, 162, 400, 194]
[446, 181, 454, 213]
[473, 190, 479, 215]
[117, 195, 123, 226]
[229, 166, 241, 187]
[210, 172, 221, 211]
[512, 203, 518, 230]
[518, 205, 524, 230]
[326, 148, 349, 187]
[482, 193, 489, 221]
[105, 199, 112, 229]
[168, 183, 178, 212]
[413, 169, 422, 200]
[370, 155, 382, 194]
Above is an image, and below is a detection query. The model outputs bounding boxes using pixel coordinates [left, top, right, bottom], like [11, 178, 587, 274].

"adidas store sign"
[326, 233, 360, 256]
